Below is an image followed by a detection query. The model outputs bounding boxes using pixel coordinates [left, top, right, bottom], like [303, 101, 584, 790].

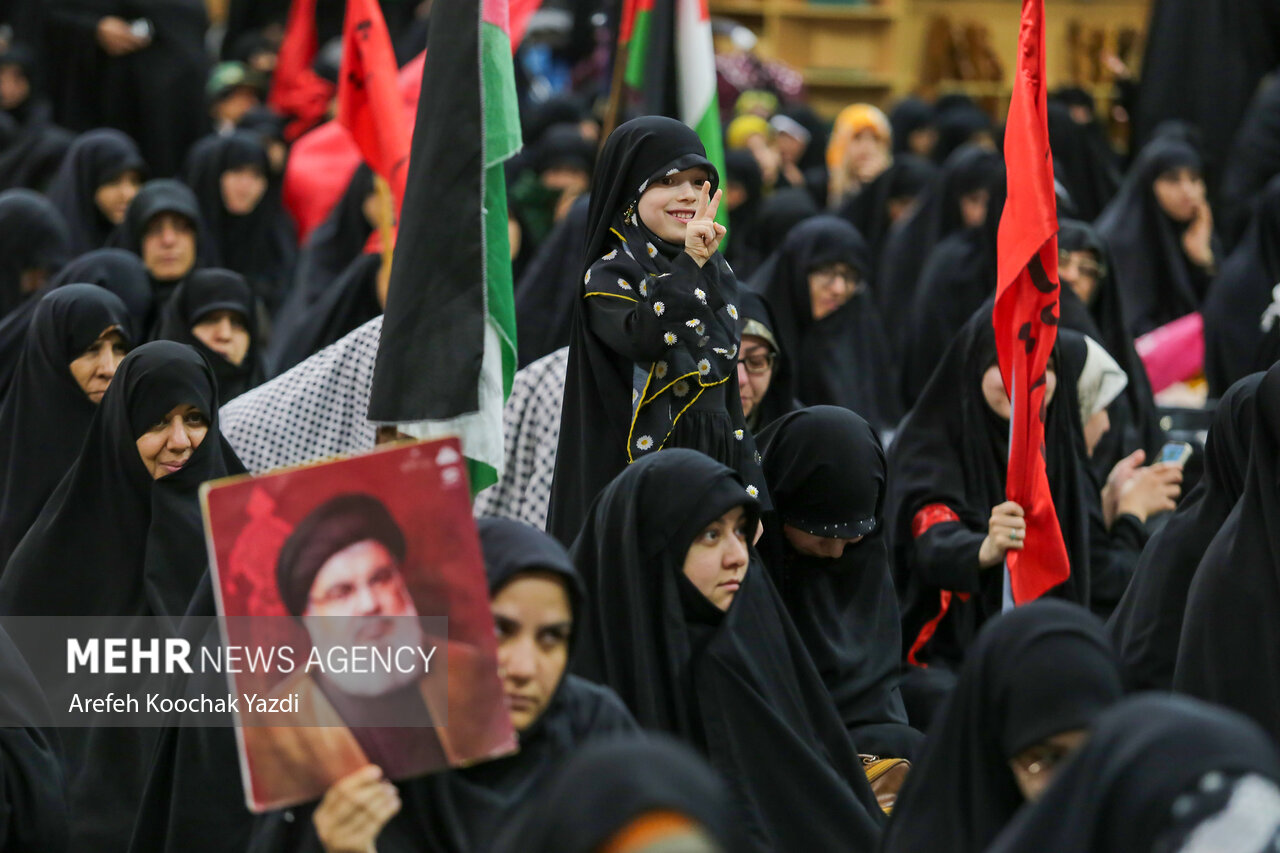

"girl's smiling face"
[637, 166, 711, 244]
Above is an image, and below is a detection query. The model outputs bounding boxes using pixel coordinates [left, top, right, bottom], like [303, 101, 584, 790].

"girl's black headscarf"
[548, 116, 765, 546]
[183, 132, 297, 312]
[156, 268, 266, 402]
[886, 304, 1093, 668]
[985, 694, 1280, 853]
[878, 144, 1003, 354]
[488, 734, 739, 853]
[1095, 137, 1219, 337]
[570, 448, 885, 851]
[751, 215, 902, 432]
[1174, 361, 1280, 743]
[1202, 174, 1280, 397]
[244, 517, 639, 853]
[1056, 218, 1164, 474]
[0, 248, 151, 398]
[514, 193, 590, 367]
[882, 600, 1124, 853]
[838, 152, 938, 278]
[1046, 100, 1120, 222]
[757, 406, 921, 758]
[1108, 371, 1261, 691]
[736, 289, 796, 430]
[0, 284, 131, 570]
[109, 178, 209, 325]
[0, 340, 243, 620]
[46, 128, 148, 255]
[0, 188, 71, 319]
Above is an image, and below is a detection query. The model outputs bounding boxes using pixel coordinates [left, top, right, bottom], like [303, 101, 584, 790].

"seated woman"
[571, 449, 885, 851]
[183, 131, 296, 312]
[1095, 136, 1219, 338]
[489, 734, 739, 853]
[825, 104, 893, 209]
[0, 189, 71, 319]
[986, 695, 1280, 853]
[736, 291, 794, 432]
[156, 268, 265, 402]
[750, 215, 900, 433]
[882, 600, 1124, 853]
[46, 128, 147, 254]
[1108, 372, 1262, 690]
[757, 406, 922, 759]
[109, 179, 208, 324]
[887, 305, 1093, 719]
[0, 284, 131, 568]
[245, 517, 637, 853]
[0, 340, 243, 852]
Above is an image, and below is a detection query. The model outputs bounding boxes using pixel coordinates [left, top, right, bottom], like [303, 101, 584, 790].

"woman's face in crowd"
[491, 571, 572, 733]
[135, 403, 208, 479]
[1008, 728, 1088, 802]
[95, 170, 143, 226]
[960, 188, 990, 229]
[844, 128, 887, 181]
[68, 327, 127, 403]
[637, 166, 710, 245]
[737, 334, 774, 417]
[1152, 166, 1205, 223]
[1058, 249, 1103, 306]
[141, 213, 197, 282]
[682, 504, 750, 611]
[981, 364, 1057, 421]
[783, 525, 863, 560]
[192, 309, 250, 366]
[220, 164, 268, 215]
[808, 261, 861, 321]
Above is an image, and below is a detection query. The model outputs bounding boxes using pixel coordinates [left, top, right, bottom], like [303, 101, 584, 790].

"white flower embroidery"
[639, 281, 648, 296]
[583, 270, 591, 285]
[694, 288, 707, 303]
[727, 304, 738, 319]
[673, 380, 690, 397]
[734, 430, 744, 440]
[665, 168, 679, 176]
[654, 301, 665, 316]
[629, 213, 638, 227]
[655, 361, 668, 379]
[697, 359, 711, 375]
[695, 322, 706, 336]
[617, 278, 632, 290]
[713, 347, 729, 356]
[746, 485, 759, 498]
[632, 389, 639, 404]
[685, 319, 700, 328]
[646, 242, 657, 258]
[638, 179, 650, 194]
[636, 435, 654, 451]
[663, 332, 677, 345]
[602, 249, 618, 261]
[727, 344, 738, 359]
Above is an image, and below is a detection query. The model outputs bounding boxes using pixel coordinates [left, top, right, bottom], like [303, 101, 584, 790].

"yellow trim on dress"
[583, 291, 639, 303]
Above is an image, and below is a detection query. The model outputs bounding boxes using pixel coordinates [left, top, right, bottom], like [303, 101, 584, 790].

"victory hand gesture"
[684, 181, 727, 268]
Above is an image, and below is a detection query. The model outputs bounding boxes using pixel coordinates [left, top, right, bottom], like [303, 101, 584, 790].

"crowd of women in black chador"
[2, 6, 1280, 847]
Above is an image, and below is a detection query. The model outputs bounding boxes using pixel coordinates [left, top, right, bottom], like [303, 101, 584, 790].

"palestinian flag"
[366, 0, 521, 493]
[616, 0, 728, 235]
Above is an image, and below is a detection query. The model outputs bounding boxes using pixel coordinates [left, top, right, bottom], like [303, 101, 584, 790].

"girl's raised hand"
[684, 181, 727, 267]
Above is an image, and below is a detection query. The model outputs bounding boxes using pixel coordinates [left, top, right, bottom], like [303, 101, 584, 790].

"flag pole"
[601, 0, 634, 144]
[373, 173, 396, 307]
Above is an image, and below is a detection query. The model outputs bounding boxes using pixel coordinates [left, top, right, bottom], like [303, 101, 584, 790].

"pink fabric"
[1134, 312, 1205, 393]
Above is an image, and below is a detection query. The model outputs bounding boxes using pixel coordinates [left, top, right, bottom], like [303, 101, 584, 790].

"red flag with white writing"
[993, 0, 1069, 604]
[336, 0, 412, 212]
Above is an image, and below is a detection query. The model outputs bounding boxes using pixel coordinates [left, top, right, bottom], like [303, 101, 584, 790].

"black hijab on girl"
[156, 268, 266, 402]
[184, 131, 296, 311]
[1202, 175, 1280, 397]
[881, 600, 1124, 853]
[547, 116, 766, 546]
[985, 695, 1280, 853]
[0, 284, 131, 570]
[1108, 372, 1261, 690]
[757, 406, 922, 759]
[0, 189, 71, 319]
[46, 128, 148, 254]
[246, 517, 637, 853]
[489, 734, 740, 853]
[0, 249, 150, 399]
[1095, 137, 1218, 337]
[750, 215, 901, 432]
[570, 449, 885, 851]
[886, 304, 1092, 672]
[1174, 361, 1280, 744]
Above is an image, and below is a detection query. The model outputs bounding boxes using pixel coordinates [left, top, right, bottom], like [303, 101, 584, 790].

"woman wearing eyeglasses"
[748, 215, 901, 435]
[735, 292, 796, 432]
